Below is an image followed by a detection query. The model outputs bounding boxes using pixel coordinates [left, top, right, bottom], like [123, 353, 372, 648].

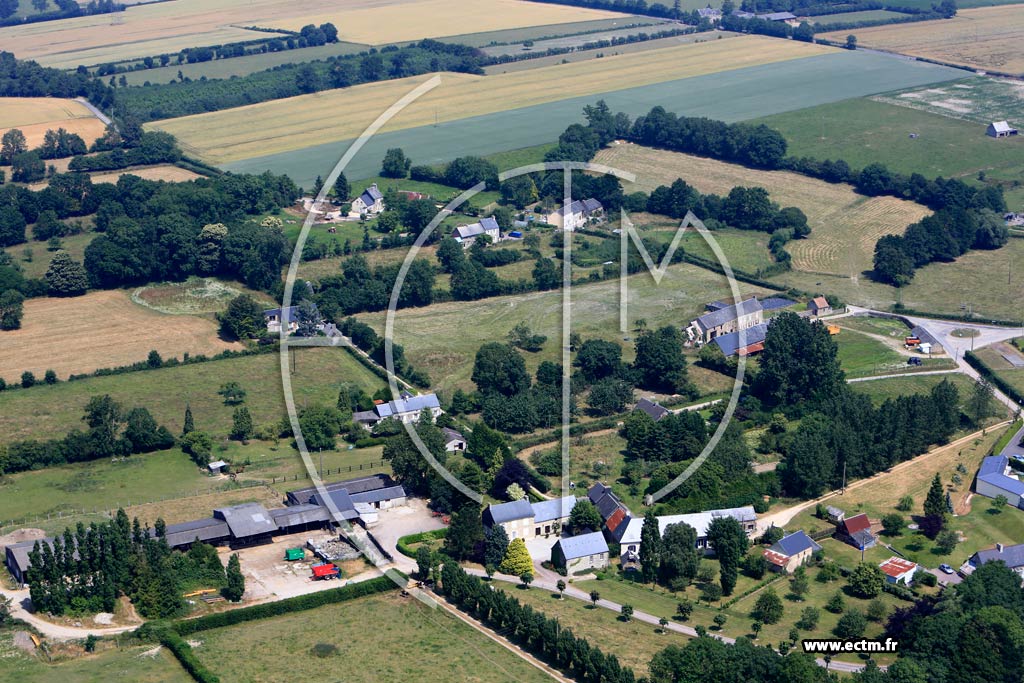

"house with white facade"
[351, 183, 384, 215]
[552, 531, 609, 573]
[686, 298, 764, 345]
[452, 216, 501, 246]
[352, 393, 443, 427]
[542, 198, 603, 231]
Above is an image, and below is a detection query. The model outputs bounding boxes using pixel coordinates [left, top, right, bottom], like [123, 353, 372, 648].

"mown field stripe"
[221, 51, 963, 187]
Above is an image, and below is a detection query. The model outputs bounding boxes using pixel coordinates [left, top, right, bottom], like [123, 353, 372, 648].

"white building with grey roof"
[686, 297, 764, 345]
[552, 531, 609, 572]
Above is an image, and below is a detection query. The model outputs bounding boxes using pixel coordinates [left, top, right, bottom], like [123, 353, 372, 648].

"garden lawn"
[0, 637, 191, 683]
[190, 592, 554, 683]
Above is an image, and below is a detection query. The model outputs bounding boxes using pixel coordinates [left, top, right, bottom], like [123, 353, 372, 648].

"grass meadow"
[594, 144, 931, 278]
[360, 261, 776, 394]
[755, 95, 1024, 181]
[0, 637, 191, 683]
[0, 345, 384, 442]
[851, 372, 979, 404]
[0, 290, 243, 381]
[189, 592, 554, 683]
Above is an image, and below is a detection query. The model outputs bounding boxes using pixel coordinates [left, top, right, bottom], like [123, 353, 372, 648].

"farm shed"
[160, 518, 231, 549]
[286, 474, 395, 506]
[806, 296, 832, 316]
[443, 427, 467, 452]
[975, 455, 1024, 508]
[214, 503, 279, 547]
[350, 485, 407, 510]
[712, 322, 769, 357]
[4, 538, 51, 585]
[837, 513, 877, 550]
[987, 121, 1019, 138]
[552, 531, 609, 573]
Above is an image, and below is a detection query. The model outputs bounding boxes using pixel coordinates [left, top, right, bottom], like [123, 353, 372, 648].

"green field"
[755, 96, 1024, 181]
[14, 231, 95, 280]
[871, 77, 1024, 127]
[774, 235, 1024, 320]
[0, 346, 384, 443]
[974, 346, 1024, 396]
[0, 637, 191, 683]
[190, 592, 554, 683]
[223, 50, 963, 187]
[834, 328, 954, 377]
[812, 9, 911, 24]
[119, 42, 371, 86]
[439, 15, 666, 47]
[360, 260, 776, 394]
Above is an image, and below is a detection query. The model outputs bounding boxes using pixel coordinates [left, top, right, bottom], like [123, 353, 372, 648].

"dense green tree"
[587, 377, 633, 416]
[0, 289, 24, 330]
[923, 472, 947, 535]
[181, 431, 213, 466]
[633, 326, 691, 394]
[706, 516, 748, 596]
[222, 553, 245, 601]
[124, 407, 173, 453]
[472, 342, 530, 397]
[752, 587, 784, 624]
[230, 407, 254, 441]
[639, 510, 663, 583]
[333, 171, 350, 201]
[445, 505, 484, 561]
[0, 128, 27, 164]
[532, 256, 560, 291]
[182, 404, 195, 435]
[834, 609, 867, 638]
[218, 381, 246, 405]
[566, 499, 602, 535]
[380, 148, 411, 178]
[660, 522, 699, 586]
[753, 312, 845, 410]
[297, 405, 343, 451]
[499, 537, 532, 576]
[576, 339, 624, 382]
[882, 513, 905, 536]
[780, 414, 835, 497]
[218, 294, 264, 340]
[483, 524, 510, 569]
[44, 251, 89, 296]
[848, 563, 885, 598]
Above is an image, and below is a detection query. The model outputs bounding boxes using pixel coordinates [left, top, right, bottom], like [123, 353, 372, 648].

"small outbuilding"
[552, 531, 609, 573]
[988, 121, 1019, 138]
[879, 556, 918, 584]
[763, 530, 822, 573]
[807, 296, 832, 317]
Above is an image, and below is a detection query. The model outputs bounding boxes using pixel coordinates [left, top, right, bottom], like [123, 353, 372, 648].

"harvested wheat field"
[0, 97, 106, 149]
[0, 0, 624, 69]
[89, 165, 204, 185]
[0, 290, 242, 381]
[819, 5, 1024, 75]
[253, 0, 626, 43]
[594, 144, 931, 277]
[151, 36, 833, 164]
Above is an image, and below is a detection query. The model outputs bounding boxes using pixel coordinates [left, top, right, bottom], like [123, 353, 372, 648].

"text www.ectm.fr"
[802, 639, 899, 654]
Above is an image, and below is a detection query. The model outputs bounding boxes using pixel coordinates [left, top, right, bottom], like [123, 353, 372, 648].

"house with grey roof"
[635, 397, 670, 422]
[353, 393, 443, 427]
[531, 495, 577, 537]
[351, 183, 384, 215]
[483, 498, 535, 540]
[542, 198, 604, 231]
[712, 321, 769, 357]
[697, 5, 722, 20]
[263, 302, 322, 335]
[763, 530, 821, 573]
[452, 216, 501, 246]
[4, 538, 52, 585]
[612, 506, 759, 566]
[964, 542, 1024, 578]
[687, 297, 764, 345]
[161, 518, 232, 549]
[975, 455, 1024, 508]
[552, 531, 609, 572]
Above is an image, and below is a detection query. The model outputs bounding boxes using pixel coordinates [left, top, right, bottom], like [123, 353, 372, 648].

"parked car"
[907, 357, 923, 366]
[939, 563, 954, 574]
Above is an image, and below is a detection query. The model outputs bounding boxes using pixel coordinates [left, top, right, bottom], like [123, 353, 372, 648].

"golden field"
[593, 143, 932, 277]
[149, 36, 834, 164]
[0, 0, 627, 69]
[253, 0, 626, 43]
[0, 97, 106, 149]
[820, 5, 1024, 75]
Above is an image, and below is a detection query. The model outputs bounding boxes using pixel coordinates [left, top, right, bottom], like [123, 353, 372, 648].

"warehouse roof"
[286, 474, 394, 505]
[162, 518, 231, 546]
[269, 504, 331, 528]
[213, 503, 279, 538]
[977, 455, 1024, 496]
[350, 485, 407, 505]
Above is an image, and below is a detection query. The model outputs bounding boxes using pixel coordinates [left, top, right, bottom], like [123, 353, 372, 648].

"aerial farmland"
[3, 1, 1024, 681]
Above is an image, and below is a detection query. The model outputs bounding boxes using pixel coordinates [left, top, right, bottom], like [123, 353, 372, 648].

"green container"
[285, 547, 305, 561]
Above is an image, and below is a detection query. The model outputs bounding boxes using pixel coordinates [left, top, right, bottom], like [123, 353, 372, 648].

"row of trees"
[0, 394, 174, 474]
[117, 40, 485, 122]
[27, 510, 244, 618]
[440, 562, 638, 683]
[0, 51, 114, 109]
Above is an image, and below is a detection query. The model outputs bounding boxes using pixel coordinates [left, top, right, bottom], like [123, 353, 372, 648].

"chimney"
[997, 543, 1005, 553]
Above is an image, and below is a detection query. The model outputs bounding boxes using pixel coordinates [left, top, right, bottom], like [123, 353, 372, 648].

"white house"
[988, 121, 1019, 138]
[879, 556, 918, 585]
[443, 427, 467, 452]
[351, 183, 384, 215]
[452, 216, 501, 246]
[543, 198, 603, 231]
[975, 455, 1024, 508]
[352, 393, 443, 427]
[763, 530, 822, 573]
[483, 495, 578, 540]
[611, 506, 759, 565]
[552, 531, 609, 573]
[263, 306, 300, 334]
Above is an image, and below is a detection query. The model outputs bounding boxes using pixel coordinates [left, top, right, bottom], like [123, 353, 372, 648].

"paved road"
[0, 586, 138, 639]
[998, 422, 1024, 458]
[73, 97, 111, 126]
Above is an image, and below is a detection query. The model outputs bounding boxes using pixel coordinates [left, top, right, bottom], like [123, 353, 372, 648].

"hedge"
[396, 528, 448, 558]
[965, 351, 1024, 407]
[173, 576, 397, 636]
[157, 628, 220, 683]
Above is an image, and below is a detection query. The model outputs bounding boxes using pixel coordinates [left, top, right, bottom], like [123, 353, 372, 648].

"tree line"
[0, 51, 113, 109]
[27, 509, 243, 618]
[440, 562, 639, 683]
[116, 40, 485, 122]
[0, 0, 124, 27]
[0, 394, 175, 475]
